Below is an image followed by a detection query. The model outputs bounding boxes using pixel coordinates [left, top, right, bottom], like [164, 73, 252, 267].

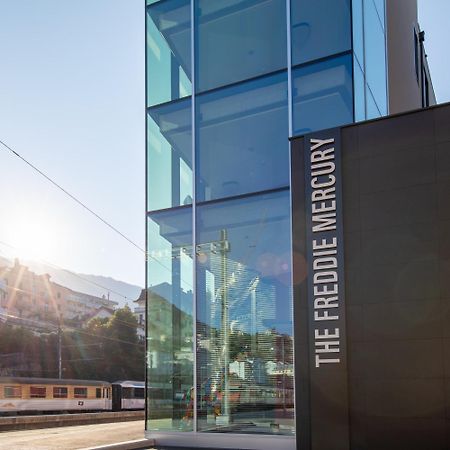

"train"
[0, 377, 144, 414]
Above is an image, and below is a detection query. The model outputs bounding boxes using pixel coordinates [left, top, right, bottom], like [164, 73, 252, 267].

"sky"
[0, 1, 145, 287]
[418, 0, 450, 103]
[0, 1, 447, 289]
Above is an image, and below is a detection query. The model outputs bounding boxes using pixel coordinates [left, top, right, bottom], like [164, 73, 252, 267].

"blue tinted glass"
[373, 0, 385, 29]
[354, 57, 366, 122]
[196, 72, 289, 202]
[292, 54, 353, 135]
[291, 0, 351, 66]
[366, 85, 381, 119]
[364, 0, 387, 115]
[147, 207, 194, 432]
[196, 190, 294, 434]
[352, 0, 364, 66]
[195, 0, 287, 93]
[147, 0, 191, 107]
[147, 99, 192, 211]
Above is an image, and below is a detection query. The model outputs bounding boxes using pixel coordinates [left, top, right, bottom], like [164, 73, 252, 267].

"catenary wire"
[0, 138, 192, 287]
[0, 240, 132, 301]
[0, 312, 144, 347]
[0, 285, 142, 332]
[0, 139, 145, 254]
[0, 139, 193, 288]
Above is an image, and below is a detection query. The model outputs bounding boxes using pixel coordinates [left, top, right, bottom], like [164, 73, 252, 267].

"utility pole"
[220, 229, 230, 422]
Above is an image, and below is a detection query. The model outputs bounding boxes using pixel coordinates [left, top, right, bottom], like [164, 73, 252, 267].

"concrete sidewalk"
[0, 420, 148, 450]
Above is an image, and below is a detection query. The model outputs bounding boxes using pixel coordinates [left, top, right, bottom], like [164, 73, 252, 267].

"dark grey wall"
[342, 103, 450, 450]
[292, 102, 450, 450]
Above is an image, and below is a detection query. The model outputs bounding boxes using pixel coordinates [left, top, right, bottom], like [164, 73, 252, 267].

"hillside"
[0, 256, 142, 309]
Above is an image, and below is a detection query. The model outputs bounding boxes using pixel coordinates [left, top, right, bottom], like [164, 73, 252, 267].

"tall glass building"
[145, 1, 389, 448]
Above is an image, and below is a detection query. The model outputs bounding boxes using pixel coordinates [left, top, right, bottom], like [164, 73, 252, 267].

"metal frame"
[191, 0, 198, 433]
[149, 431, 296, 449]
[144, 0, 149, 434]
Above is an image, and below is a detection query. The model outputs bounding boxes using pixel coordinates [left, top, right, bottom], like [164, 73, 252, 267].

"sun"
[5, 210, 59, 262]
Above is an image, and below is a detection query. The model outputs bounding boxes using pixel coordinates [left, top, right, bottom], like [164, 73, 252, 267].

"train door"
[112, 384, 121, 411]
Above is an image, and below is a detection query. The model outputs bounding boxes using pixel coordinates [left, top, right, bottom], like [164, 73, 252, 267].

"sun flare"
[6, 211, 59, 262]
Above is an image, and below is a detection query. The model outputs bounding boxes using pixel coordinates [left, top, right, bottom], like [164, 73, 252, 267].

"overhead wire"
[0, 311, 144, 347]
[0, 139, 193, 289]
[0, 284, 142, 332]
[0, 139, 145, 254]
[0, 240, 132, 302]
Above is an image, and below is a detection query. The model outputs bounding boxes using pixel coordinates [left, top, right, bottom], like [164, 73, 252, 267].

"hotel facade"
[145, 1, 437, 449]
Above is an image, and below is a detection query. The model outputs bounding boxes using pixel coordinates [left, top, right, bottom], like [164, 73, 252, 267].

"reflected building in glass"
[145, 1, 434, 449]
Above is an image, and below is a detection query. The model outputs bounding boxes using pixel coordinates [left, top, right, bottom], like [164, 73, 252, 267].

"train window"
[53, 387, 68, 398]
[74, 387, 88, 398]
[4, 386, 22, 398]
[96, 388, 102, 398]
[30, 386, 46, 398]
[134, 388, 145, 399]
[122, 387, 132, 399]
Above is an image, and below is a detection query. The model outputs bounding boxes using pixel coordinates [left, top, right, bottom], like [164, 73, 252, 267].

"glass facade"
[195, 190, 293, 433]
[146, 0, 387, 446]
[352, 0, 388, 120]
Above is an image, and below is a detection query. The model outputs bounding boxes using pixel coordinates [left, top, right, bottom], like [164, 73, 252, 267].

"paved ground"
[0, 420, 151, 450]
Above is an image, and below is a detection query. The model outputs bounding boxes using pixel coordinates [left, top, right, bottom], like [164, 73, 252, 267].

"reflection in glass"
[292, 54, 353, 135]
[291, 0, 351, 66]
[364, 0, 387, 115]
[354, 57, 366, 122]
[373, 0, 385, 29]
[147, 98, 192, 211]
[147, 207, 194, 432]
[195, 0, 286, 93]
[196, 190, 294, 435]
[196, 72, 289, 202]
[147, 0, 191, 107]
[366, 86, 381, 119]
[352, 0, 364, 66]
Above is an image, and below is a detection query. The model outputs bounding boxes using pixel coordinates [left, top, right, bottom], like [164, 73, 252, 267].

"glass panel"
[147, 98, 192, 211]
[352, 0, 364, 66]
[134, 388, 145, 399]
[195, 0, 286, 93]
[291, 0, 351, 66]
[354, 57, 366, 122]
[74, 387, 87, 398]
[366, 85, 381, 119]
[373, 0, 385, 29]
[4, 386, 21, 398]
[363, 0, 387, 115]
[53, 387, 68, 398]
[147, 206, 194, 432]
[196, 190, 294, 435]
[30, 387, 46, 398]
[147, 0, 191, 107]
[196, 72, 289, 202]
[292, 54, 353, 135]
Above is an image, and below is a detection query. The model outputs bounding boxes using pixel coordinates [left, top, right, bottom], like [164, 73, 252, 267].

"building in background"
[145, 1, 435, 449]
[133, 289, 146, 340]
[0, 259, 118, 327]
